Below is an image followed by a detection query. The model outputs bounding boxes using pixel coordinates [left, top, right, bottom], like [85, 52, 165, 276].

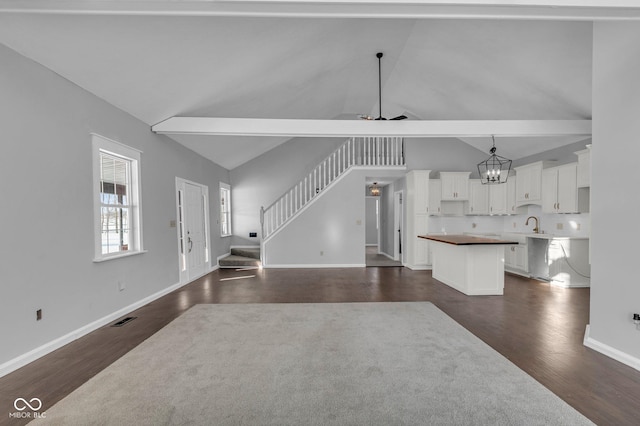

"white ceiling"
[0, 4, 598, 169]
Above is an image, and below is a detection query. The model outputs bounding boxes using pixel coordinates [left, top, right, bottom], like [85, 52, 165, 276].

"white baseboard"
[0, 278, 196, 379]
[230, 245, 260, 249]
[263, 264, 365, 269]
[405, 264, 432, 271]
[583, 325, 640, 372]
[216, 252, 231, 266]
[378, 251, 396, 260]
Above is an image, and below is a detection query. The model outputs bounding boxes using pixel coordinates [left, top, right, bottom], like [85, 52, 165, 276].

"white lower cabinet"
[503, 234, 528, 276]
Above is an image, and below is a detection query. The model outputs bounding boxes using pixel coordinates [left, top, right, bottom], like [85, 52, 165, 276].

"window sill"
[93, 250, 148, 263]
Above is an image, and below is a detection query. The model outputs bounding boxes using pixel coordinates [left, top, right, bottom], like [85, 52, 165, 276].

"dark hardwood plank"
[1, 268, 639, 425]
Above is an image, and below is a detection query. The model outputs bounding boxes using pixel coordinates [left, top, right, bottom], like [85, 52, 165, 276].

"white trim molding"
[153, 118, 592, 139]
[263, 264, 366, 269]
[3, 1, 640, 21]
[583, 325, 640, 372]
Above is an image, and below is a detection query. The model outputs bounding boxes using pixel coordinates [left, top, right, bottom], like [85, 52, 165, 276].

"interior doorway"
[364, 185, 402, 267]
[176, 178, 211, 284]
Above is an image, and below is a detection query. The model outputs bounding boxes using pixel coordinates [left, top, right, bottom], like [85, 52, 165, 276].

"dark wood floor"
[2, 267, 640, 425]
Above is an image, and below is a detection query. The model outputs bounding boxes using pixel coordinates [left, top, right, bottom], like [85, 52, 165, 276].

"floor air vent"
[111, 316, 137, 327]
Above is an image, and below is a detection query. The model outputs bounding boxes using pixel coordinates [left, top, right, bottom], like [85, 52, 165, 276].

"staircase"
[219, 247, 261, 268]
[260, 136, 405, 252]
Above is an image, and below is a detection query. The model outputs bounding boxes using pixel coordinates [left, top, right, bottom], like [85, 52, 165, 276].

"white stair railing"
[260, 136, 404, 240]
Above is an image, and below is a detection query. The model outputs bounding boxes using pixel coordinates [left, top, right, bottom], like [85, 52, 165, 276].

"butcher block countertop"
[418, 234, 519, 245]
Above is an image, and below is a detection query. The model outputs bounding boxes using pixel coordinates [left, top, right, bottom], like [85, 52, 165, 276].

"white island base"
[422, 235, 517, 296]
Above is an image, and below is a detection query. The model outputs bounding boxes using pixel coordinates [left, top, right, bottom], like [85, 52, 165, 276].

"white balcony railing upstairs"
[260, 136, 404, 240]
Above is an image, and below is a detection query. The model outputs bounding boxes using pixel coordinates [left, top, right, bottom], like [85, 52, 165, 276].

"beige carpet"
[31, 303, 593, 425]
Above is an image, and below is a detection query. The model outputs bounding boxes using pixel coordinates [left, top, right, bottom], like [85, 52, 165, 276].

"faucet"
[525, 216, 540, 233]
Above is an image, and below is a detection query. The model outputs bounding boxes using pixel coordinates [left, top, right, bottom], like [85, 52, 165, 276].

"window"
[220, 183, 231, 237]
[92, 134, 143, 261]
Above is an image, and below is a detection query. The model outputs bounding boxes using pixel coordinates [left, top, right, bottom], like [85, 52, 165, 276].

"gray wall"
[365, 197, 378, 246]
[0, 45, 231, 368]
[512, 138, 592, 168]
[589, 22, 640, 363]
[404, 137, 488, 171]
[229, 137, 345, 246]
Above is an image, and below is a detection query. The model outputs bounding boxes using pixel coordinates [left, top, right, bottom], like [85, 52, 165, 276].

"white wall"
[0, 45, 231, 371]
[587, 22, 640, 366]
[263, 169, 367, 267]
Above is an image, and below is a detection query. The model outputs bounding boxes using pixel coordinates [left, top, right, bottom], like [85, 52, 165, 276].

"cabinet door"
[515, 162, 543, 205]
[428, 179, 442, 216]
[507, 178, 518, 214]
[515, 167, 531, 204]
[454, 174, 470, 200]
[541, 168, 558, 213]
[576, 148, 591, 188]
[489, 183, 507, 215]
[467, 180, 489, 215]
[504, 245, 516, 268]
[557, 163, 578, 213]
[415, 215, 430, 265]
[440, 172, 469, 200]
[528, 165, 542, 201]
[514, 245, 528, 271]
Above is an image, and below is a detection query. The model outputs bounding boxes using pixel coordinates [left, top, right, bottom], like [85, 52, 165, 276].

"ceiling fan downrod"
[376, 52, 384, 121]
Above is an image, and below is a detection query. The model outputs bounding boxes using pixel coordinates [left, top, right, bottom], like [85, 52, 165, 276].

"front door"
[176, 178, 210, 283]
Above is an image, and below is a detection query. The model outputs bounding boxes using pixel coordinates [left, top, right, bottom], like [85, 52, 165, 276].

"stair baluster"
[260, 137, 404, 241]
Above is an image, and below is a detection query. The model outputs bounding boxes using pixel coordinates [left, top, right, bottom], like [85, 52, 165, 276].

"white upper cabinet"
[542, 163, 579, 214]
[506, 177, 521, 215]
[489, 182, 508, 215]
[575, 145, 591, 188]
[467, 180, 489, 215]
[440, 172, 470, 200]
[514, 161, 544, 206]
[428, 179, 442, 216]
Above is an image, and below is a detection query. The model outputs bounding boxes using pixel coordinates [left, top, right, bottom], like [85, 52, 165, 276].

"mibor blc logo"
[9, 397, 46, 419]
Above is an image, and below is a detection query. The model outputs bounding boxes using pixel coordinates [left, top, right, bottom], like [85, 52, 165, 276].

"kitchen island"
[419, 234, 519, 296]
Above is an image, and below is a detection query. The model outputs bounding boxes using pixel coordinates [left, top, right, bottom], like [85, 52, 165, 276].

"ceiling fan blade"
[390, 115, 408, 120]
[374, 116, 387, 121]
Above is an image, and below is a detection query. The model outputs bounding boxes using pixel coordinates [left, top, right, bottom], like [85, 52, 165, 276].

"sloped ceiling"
[0, 11, 593, 169]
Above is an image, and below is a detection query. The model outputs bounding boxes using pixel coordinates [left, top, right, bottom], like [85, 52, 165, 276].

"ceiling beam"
[152, 117, 592, 138]
[2, 1, 640, 20]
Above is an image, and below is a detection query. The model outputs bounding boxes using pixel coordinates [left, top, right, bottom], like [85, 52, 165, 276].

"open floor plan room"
[1, 269, 639, 425]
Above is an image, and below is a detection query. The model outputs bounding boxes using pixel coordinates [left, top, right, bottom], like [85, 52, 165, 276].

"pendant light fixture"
[369, 182, 381, 196]
[477, 136, 512, 185]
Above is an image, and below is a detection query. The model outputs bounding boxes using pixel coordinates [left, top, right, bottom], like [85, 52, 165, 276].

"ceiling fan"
[359, 52, 408, 121]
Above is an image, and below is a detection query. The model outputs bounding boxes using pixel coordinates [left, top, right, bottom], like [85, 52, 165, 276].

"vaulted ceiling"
[0, 2, 598, 169]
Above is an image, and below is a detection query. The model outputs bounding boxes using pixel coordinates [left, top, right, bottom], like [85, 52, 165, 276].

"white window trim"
[92, 133, 146, 262]
[220, 182, 232, 238]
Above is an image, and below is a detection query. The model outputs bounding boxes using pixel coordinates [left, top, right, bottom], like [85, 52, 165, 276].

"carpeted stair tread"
[219, 254, 261, 268]
[230, 247, 261, 259]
